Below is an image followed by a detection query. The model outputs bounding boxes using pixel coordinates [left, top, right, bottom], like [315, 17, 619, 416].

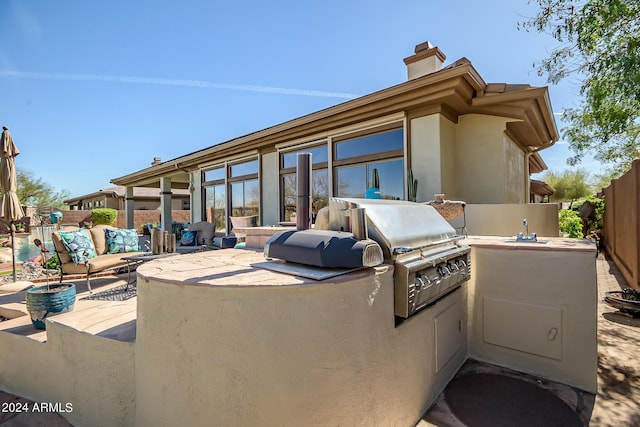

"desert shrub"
[559, 209, 584, 238]
[91, 208, 118, 226]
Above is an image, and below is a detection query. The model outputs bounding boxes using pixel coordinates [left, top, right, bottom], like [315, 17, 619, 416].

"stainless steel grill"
[328, 198, 471, 318]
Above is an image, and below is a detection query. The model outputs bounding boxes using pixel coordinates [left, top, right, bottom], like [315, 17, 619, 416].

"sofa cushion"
[90, 225, 115, 255]
[186, 221, 215, 246]
[59, 229, 98, 265]
[52, 229, 77, 265]
[60, 252, 144, 274]
[105, 228, 140, 254]
[180, 230, 198, 246]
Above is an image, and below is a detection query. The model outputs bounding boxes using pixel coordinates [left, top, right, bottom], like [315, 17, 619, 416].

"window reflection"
[230, 160, 258, 177]
[204, 167, 225, 182]
[282, 146, 328, 168]
[335, 129, 403, 160]
[336, 159, 403, 200]
[204, 184, 226, 233]
[281, 169, 328, 221]
[231, 179, 259, 217]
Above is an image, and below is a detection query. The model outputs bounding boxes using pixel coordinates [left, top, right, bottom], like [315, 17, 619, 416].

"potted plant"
[365, 168, 382, 199]
[26, 282, 76, 329]
[25, 217, 76, 329]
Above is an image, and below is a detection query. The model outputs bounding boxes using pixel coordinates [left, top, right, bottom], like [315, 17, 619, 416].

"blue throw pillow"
[105, 228, 140, 254]
[180, 230, 198, 246]
[59, 229, 98, 264]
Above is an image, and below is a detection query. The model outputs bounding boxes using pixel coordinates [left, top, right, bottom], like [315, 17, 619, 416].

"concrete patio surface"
[0, 251, 639, 426]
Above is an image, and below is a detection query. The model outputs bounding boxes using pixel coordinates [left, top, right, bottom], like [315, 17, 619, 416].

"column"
[160, 177, 172, 233]
[125, 186, 135, 229]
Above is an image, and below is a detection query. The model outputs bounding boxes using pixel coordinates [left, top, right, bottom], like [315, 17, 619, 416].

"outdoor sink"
[502, 238, 550, 244]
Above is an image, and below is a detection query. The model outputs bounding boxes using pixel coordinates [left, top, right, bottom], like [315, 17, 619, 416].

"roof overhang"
[112, 58, 558, 188]
[530, 179, 555, 196]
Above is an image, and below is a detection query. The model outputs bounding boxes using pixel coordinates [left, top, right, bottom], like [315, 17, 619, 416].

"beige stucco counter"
[463, 235, 597, 252]
[462, 236, 598, 393]
[134, 249, 467, 427]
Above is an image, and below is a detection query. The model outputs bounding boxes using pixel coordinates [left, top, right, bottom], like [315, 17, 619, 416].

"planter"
[26, 283, 76, 329]
[365, 187, 381, 199]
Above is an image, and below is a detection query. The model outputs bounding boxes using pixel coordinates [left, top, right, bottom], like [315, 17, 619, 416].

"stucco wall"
[456, 114, 511, 204]
[447, 203, 560, 237]
[134, 252, 467, 427]
[0, 321, 135, 426]
[440, 115, 458, 199]
[502, 134, 525, 203]
[465, 239, 598, 393]
[410, 114, 442, 202]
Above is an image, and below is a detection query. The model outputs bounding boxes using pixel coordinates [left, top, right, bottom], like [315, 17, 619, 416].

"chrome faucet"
[516, 218, 537, 242]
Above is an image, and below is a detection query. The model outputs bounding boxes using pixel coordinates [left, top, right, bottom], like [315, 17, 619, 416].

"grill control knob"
[437, 265, 451, 276]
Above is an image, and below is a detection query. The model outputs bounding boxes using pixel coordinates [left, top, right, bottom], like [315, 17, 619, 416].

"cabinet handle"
[547, 327, 558, 341]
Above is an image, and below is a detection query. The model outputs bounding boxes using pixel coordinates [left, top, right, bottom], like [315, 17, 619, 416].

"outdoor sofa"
[51, 224, 145, 293]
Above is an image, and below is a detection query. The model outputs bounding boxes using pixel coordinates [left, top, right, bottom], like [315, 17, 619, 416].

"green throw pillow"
[59, 229, 98, 264]
[105, 228, 140, 254]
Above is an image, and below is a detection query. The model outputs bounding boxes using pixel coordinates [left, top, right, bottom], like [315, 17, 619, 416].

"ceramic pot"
[26, 283, 76, 329]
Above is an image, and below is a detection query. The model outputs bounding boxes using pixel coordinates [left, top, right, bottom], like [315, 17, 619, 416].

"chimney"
[151, 157, 162, 166]
[403, 41, 446, 80]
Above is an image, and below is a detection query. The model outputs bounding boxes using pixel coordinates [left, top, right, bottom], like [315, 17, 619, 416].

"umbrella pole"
[10, 222, 17, 282]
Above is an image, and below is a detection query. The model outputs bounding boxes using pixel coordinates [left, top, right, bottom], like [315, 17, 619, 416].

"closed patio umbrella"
[0, 126, 25, 281]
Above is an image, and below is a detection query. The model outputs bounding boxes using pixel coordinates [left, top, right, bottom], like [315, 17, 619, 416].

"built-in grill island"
[264, 196, 470, 319]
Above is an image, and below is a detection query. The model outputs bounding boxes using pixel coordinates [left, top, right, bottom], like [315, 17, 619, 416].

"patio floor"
[0, 251, 639, 426]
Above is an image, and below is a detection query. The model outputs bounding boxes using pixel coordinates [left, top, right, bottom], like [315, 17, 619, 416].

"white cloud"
[0, 70, 360, 99]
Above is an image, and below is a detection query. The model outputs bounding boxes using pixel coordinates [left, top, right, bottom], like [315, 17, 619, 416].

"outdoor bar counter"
[134, 248, 467, 427]
[462, 236, 598, 393]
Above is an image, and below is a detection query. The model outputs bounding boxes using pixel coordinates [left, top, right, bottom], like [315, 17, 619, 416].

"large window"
[229, 159, 259, 217]
[202, 158, 259, 234]
[279, 144, 328, 221]
[333, 126, 404, 200]
[204, 184, 226, 233]
[203, 166, 227, 234]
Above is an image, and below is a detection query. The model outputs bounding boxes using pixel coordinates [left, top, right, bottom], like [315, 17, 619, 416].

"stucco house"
[111, 41, 558, 236]
[64, 185, 190, 211]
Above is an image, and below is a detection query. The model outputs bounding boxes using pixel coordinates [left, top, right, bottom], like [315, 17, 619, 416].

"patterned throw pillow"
[180, 230, 198, 246]
[59, 229, 98, 264]
[105, 228, 140, 254]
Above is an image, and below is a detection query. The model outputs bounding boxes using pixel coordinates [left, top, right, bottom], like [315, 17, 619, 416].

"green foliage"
[591, 167, 623, 191]
[44, 253, 61, 271]
[573, 195, 605, 233]
[522, 0, 640, 172]
[559, 209, 584, 238]
[91, 208, 118, 226]
[16, 168, 70, 211]
[541, 168, 592, 205]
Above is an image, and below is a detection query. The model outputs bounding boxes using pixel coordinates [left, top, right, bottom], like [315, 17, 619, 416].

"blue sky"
[1, 0, 592, 198]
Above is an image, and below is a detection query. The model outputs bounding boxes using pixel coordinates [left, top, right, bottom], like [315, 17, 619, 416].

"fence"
[602, 159, 640, 290]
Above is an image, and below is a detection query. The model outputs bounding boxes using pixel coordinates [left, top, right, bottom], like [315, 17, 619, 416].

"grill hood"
[328, 198, 457, 260]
